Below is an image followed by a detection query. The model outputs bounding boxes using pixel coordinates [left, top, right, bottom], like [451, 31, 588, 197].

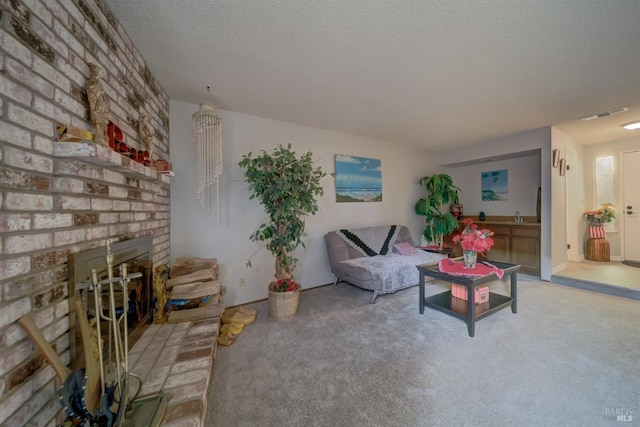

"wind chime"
[193, 100, 223, 221]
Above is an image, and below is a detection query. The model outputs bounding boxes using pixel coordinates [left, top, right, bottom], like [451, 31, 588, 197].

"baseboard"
[552, 262, 567, 275]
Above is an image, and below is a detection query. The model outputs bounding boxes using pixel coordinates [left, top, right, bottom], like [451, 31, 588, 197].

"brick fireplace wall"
[0, 1, 171, 425]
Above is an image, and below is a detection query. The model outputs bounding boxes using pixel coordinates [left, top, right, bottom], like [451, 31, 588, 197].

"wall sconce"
[193, 101, 222, 221]
[552, 149, 560, 168]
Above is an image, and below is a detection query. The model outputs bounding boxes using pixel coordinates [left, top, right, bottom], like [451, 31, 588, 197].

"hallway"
[552, 260, 640, 300]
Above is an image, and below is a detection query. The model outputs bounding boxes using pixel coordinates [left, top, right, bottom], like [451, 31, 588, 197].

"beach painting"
[335, 154, 382, 202]
[481, 169, 508, 201]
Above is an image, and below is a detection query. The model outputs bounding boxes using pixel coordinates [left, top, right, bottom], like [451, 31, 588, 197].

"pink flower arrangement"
[452, 218, 494, 253]
[272, 272, 300, 292]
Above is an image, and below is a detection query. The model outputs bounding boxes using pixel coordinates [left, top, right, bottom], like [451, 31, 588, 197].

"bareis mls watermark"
[605, 408, 633, 422]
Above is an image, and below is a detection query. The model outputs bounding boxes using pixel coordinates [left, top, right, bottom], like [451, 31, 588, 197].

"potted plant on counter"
[239, 144, 326, 319]
[415, 173, 461, 249]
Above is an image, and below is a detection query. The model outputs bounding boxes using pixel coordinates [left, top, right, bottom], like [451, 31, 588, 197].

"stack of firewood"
[162, 257, 225, 324]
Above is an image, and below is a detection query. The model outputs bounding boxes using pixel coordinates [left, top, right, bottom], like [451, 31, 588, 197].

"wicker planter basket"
[268, 284, 300, 319]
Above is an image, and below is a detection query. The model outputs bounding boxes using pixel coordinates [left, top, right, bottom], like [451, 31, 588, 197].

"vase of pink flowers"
[453, 219, 495, 269]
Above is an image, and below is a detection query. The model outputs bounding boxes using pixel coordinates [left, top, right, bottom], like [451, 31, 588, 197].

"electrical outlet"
[239, 277, 246, 286]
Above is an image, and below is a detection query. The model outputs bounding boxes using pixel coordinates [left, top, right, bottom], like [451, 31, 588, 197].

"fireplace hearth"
[69, 235, 154, 370]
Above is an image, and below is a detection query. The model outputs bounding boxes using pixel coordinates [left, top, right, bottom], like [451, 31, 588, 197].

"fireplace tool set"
[19, 240, 167, 427]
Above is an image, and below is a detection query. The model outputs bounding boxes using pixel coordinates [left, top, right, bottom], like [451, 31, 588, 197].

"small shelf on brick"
[53, 141, 170, 183]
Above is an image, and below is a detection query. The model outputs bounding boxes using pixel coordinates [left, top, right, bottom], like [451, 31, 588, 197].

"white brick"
[33, 306, 55, 328]
[33, 55, 72, 93]
[54, 18, 84, 56]
[30, 17, 69, 60]
[86, 225, 109, 240]
[91, 198, 113, 211]
[4, 233, 52, 254]
[53, 159, 102, 179]
[113, 200, 130, 210]
[119, 212, 133, 222]
[53, 229, 85, 246]
[109, 186, 128, 198]
[0, 256, 30, 280]
[54, 87, 85, 117]
[52, 176, 84, 193]
[103, 169, 124, 184]
[131, 201, 145, 211]
[0, 213, 31, 232]
[54, 195, 90, 210]
[0, 119, 32, 149]
[0, 74, 33, 106]
[3, 323, 27, 346]
[3, 146, 53, 173]
[33, 135, 54, 155]
[0, 297, 30, 329]
[22, 0, 53, 25]
[127, 223, 141, 233]
[5, 58, 53, 98]
[0, 380, 32, 426]
[4, 192, 53, 211]
[33, 96, 71, 124]
[44, 317, 69, 342]
[8, 103, 54, 137]
[3, 382, 51, 426]
[109, 224, 127, 236]
[33, 213, 73, 229]
[55, 299, 69, 318]
[0, 28, 33, 66]
[98, 213, 119, 224]
[54, 333, 69, 357]
[27, 396, 59, 427]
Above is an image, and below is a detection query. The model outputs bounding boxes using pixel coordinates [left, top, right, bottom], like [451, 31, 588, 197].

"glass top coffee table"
[416, 259, 520, 337]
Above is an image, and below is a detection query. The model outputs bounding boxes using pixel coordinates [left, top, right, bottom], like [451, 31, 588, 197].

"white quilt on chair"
[339, 251, 444, 295]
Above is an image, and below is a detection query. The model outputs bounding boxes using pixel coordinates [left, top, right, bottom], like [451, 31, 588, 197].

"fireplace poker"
[91, 269, 106, 398]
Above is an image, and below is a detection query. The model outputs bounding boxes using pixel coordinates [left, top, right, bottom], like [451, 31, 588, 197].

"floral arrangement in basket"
[583, 203, 615, 224]
[271, 272, 300, 293]
[452, 218, 495, 253]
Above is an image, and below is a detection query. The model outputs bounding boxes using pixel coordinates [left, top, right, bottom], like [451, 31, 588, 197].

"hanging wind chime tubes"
[193, 102, 223, 221]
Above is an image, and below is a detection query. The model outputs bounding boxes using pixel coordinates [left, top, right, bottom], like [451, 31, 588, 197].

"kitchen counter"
[475, 220, 540, 227]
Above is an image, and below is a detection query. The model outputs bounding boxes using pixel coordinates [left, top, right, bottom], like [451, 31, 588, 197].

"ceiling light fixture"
[622, 121, 640, 130]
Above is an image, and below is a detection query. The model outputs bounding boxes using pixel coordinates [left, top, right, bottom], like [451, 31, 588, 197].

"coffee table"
[416, 259, 520, 337]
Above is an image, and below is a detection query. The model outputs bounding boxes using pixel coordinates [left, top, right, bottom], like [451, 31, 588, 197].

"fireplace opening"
[69, 235, 154, 370]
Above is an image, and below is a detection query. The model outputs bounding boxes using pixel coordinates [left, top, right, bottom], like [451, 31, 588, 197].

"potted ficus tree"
[239, 144, 326, 319]
[415, 173, 461, 249]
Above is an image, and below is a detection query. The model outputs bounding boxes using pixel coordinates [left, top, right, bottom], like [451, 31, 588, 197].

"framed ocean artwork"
[481, 169, 508, 201]
[335, 154, 382, 202]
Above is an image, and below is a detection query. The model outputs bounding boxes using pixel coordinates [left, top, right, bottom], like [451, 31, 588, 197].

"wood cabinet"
[445, 222, 540, 275]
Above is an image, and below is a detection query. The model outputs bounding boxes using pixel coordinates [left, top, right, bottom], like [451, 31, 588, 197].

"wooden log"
[170, 280, 221, 300]
[166, 269, 215, 290]
[167, 303, 225, 323]
[171, 257, 218, 278]
[174, 256, 217, 265]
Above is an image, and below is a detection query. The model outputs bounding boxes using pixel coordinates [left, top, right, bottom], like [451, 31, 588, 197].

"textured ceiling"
[102, 0, 640, 150]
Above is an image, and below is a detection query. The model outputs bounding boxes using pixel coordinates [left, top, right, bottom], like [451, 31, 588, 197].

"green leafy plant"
[415, 173, 461, 248]
[239, 144, 326, 292]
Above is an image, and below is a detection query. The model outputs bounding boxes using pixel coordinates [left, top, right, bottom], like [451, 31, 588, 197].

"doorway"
[565, 146, 581, 261]
[623, 150, 640, 262]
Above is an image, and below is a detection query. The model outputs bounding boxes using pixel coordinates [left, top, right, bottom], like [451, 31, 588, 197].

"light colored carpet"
[205, 276, 639, 427]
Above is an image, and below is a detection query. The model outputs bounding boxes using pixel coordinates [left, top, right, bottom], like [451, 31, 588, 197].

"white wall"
[551, 127, 585, 268]
[444, 153, 541, 218]
[169, 100, 436, 306]
[584, 136, 640, 260]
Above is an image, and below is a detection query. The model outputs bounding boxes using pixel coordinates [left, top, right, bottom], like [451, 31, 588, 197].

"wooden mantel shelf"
[53, 141, 170, 183]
